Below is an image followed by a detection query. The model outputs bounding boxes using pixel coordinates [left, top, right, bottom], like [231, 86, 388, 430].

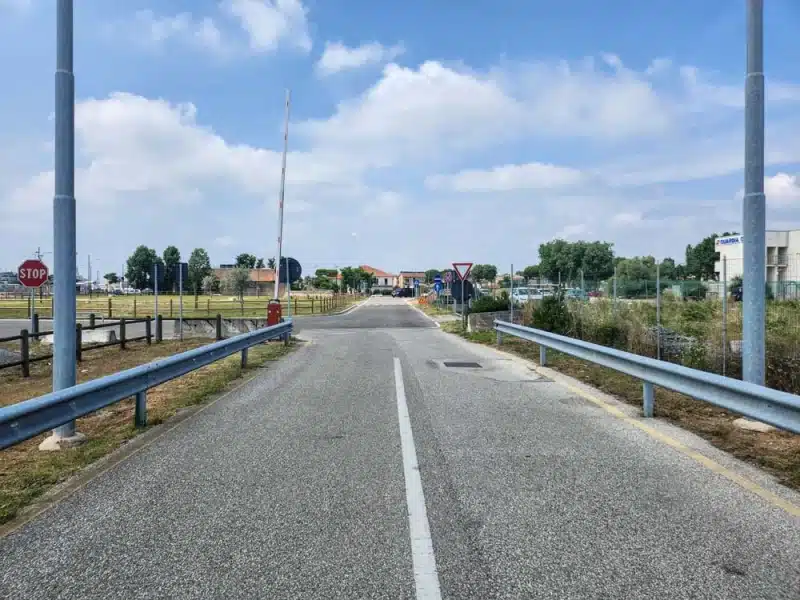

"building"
[398, 271, 425, 288]
[360, 265, 397, 291]
[213, 267, 286, 297]
[714, 231, 800, 284]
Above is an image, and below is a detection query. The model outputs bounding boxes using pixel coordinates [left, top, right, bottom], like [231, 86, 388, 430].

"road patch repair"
[427, 357, 550, 383]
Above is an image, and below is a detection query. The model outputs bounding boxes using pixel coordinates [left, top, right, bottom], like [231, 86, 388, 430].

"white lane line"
[406, 301, 442, 328]
[393, 357, 443, 600]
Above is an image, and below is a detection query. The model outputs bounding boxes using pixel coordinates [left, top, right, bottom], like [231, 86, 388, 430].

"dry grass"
[0, 338, 296, 525]
[443, 322, 800, 492]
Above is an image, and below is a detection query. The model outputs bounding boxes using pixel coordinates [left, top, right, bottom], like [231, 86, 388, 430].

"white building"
[714, 230, 800, 285]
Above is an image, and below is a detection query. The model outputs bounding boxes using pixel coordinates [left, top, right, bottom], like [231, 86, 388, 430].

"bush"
[528, 293, 571, 335]
[471, 296, 510, 313]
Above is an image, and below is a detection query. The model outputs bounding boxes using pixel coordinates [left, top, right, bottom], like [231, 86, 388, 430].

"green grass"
[0, 339, 297, 526]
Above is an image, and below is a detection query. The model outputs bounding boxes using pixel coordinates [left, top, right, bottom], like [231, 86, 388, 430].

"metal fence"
[0, 320, 293, 449]
[495, 320, 800, 434]
[502, 260, 800, 396]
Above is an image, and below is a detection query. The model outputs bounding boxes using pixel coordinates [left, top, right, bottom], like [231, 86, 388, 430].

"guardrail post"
[108, 297, 112, 318]
[216, 314, 222, 340]
[89, 313, 95, 329]
[75, 324, 82, 362]
[120, 318, 126, 350]
[20, 329, 30, 378]
[539, 345, 547, 366]
[145, 317, 152, 345]
[135, 391, 147, 428]
[642, 382, 654, 418]
[241, 347, 248, 368]
[32, 313, 40, 335]
[155, 315, 163, 342]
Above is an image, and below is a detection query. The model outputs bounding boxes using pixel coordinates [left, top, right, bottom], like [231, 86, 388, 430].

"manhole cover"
[443, 361, 482, 368]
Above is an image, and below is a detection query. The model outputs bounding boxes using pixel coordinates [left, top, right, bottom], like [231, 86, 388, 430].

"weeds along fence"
[519, 295, 800, 396]
[0, 293, 352, 319]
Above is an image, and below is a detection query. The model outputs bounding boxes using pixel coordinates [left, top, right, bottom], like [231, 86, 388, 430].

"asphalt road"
[1, 297, 799, 599]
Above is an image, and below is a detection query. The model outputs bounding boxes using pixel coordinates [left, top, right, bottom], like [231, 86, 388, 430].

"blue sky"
[1, 0, 800, 278]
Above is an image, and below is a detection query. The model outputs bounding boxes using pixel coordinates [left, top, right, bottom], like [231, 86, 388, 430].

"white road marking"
[393, 357, 443, 600]
[406, 301, 442, 328]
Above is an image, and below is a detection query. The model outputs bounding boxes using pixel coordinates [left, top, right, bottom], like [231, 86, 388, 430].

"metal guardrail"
[494, 320, 800, 434]
[0, 320, 292, 450]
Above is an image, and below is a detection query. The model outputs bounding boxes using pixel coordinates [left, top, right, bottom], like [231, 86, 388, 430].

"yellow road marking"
[553, 377, 800, 518]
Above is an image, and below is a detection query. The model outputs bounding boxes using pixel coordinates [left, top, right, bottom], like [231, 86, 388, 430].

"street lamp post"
[41, 0, 84, 450]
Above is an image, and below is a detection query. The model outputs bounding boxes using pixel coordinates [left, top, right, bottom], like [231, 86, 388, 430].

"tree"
[235, 253, 257, 269]
[202, 273, 220, 294]
[581, 242, 614, 280]
[313, 268, 338, 289]
[471, 264, 497, 283]
[125, 245, 159, 290]
[521, 265, 540, 281]
[226, 267, 251, 302]
[163, 246, 181, 292]
[340, 266, 374, 292]
[267, 257, 276, 270]
[104, 272, 119, 284]
[659, 257, 677, 280]
[255, 257, 265, 269]
[685, 232, 737, 280]
[188, 248, 212, 297]
[539, 240, 614, 283]
[424, 269, 441, 284]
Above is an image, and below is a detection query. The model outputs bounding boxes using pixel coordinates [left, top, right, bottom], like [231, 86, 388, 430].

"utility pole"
[87, 254, 92, 298]
[42, 0, 82, 449]
[273, 89, 291, 302]
[743, 0, 766, 386]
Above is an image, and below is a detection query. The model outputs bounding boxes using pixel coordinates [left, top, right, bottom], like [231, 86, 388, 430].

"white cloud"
[425, 163, 584, 192]
[214, 236, 236, 247]
[611, 212, 643, 226]
[316, 41, 405, 76]
[5, 51, 800, 271]
[115, 0, 311, 56]
[130, 10, 224, 52]
[764, 173, 800, 207]
[222, 0, 311, 53]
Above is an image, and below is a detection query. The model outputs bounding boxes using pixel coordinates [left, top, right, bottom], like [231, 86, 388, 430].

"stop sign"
[17, 259, 49, 288]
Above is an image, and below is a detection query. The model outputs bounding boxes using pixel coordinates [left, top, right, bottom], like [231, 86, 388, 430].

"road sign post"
[453, 263, 473, 324]
[18, 259, 49, 334]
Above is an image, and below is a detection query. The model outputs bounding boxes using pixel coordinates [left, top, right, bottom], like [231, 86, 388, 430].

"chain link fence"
[510, 260, 800, 395]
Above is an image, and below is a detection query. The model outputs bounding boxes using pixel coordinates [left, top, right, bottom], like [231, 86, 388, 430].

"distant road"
[2, 297, 798, 598]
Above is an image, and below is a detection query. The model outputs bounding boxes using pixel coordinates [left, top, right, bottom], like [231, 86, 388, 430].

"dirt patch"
[0, 339, 296, 525]
[447, 324, 800, 492]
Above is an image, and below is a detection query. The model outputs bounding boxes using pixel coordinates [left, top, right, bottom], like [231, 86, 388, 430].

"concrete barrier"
[467, 310, 524, 333]
[170, 318, 271, 340]
[40, 329, 118, 346]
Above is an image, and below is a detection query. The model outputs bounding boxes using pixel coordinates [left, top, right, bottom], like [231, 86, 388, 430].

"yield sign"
[452, 262, 473, 281]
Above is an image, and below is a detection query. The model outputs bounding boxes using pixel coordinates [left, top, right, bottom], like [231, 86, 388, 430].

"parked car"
[565, 288, 589, 301]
